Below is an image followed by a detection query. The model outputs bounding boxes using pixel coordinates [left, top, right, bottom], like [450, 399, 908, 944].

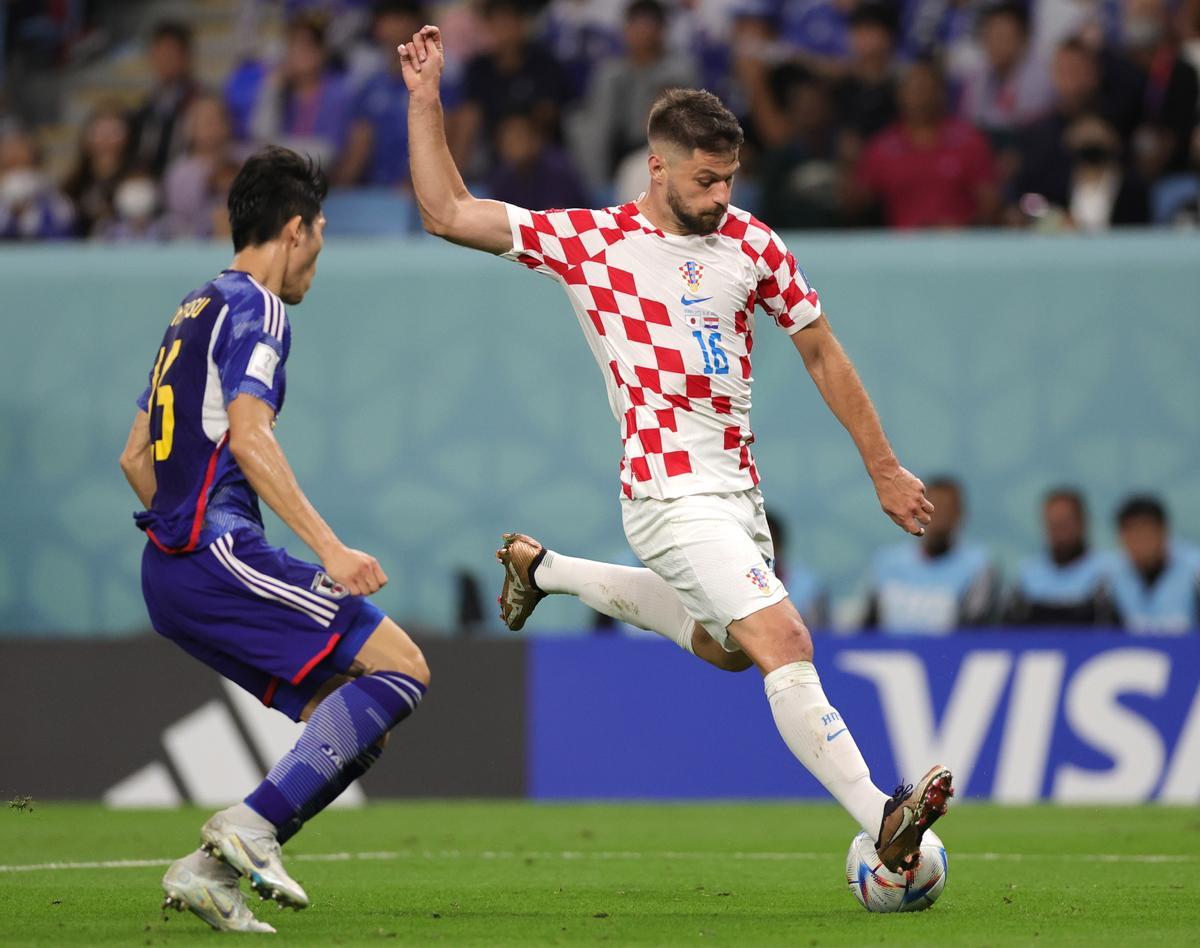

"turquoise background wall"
[1, 233, 1197, 635]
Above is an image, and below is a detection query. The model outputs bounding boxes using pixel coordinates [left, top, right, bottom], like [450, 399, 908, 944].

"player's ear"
[284, 214, 304, 247]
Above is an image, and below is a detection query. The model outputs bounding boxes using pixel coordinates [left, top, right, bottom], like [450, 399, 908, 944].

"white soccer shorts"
[621, 488, 788, 651]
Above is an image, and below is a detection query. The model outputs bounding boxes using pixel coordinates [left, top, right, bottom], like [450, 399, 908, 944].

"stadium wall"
[2, 635, 1196, 804]
[1, 232, 1198, 635]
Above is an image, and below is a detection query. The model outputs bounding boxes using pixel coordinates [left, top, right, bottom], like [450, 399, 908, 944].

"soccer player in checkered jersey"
[401, 27, 952, 870]
[120, 148, 430, 931]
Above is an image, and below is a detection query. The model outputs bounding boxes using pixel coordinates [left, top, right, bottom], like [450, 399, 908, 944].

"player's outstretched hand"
[323, 545, 388, 596]
[397, 25, 444, 96]
[874, 466, 934, 536]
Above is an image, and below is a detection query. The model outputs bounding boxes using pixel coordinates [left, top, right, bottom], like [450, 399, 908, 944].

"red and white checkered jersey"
[502, 202, 822, 500]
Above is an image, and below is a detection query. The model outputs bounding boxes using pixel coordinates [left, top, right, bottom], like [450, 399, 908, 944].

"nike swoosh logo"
[680, 294, 713, 306]
[825, 728, 848, 742]
[889, 806, 914, 843]
[237, 834, 271, 869]
[211, 890, 236, 919]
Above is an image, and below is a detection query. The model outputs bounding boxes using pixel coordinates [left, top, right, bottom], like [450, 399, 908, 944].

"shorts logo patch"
[311, 571, 350, 599]
[746, 566, 774, 595]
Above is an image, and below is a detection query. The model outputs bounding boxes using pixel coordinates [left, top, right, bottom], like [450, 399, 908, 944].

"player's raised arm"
[791, 316, 934, 537]
[227, 394, 387, 596]
[401, 26, 512, 253]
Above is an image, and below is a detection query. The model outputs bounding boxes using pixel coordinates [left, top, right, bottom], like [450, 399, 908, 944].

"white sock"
[764, 661, 889, 836]
[535, 551, 696, 653]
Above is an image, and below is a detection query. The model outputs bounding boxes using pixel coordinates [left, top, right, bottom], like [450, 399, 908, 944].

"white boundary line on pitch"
[0, 850, 1194, 873]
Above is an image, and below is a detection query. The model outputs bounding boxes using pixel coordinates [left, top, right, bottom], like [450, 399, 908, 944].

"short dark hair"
[926, 475, 963, 506]
[151, 19, 192, 50]
[627, 0, 666, 24]
[1116, 495, 1168, 528]
[647, 88, 744, 155]
[373, 0, 424, 21]
[1044, 486, 1087, 519]
[849, 2, 899, 36]
[980, 1, 1029, 33]
[228, 147, 328, 252]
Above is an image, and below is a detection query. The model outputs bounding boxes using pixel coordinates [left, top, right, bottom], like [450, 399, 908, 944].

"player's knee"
[779, 615, 813, 662]
[401, 645, 431, 689]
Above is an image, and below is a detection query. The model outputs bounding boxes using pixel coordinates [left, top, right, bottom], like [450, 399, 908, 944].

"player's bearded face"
[281, 214, 326, 304]
[664, 150, 737, 236]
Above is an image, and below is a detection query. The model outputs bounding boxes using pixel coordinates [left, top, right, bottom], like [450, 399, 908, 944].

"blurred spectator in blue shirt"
[0, 124, 74, 240]
[539, 0, 625, 100]
[455, 0, 572, 174]
[128, 21, 203, 178]
[737, 0, 852, 59]
[249, 14, 352, 168]
[1005, 487, 1115, 626]
[163, 95, 243, 239]
[335, 1, 464, 188]
[489, 114, 591, 210]
[63, 105, 133, 237]
[863, 476, 997, 634]
[1107, 495, 1200, 634]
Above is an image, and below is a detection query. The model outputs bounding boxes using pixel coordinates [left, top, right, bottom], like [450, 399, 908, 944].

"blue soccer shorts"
[141, 527, 386, 721]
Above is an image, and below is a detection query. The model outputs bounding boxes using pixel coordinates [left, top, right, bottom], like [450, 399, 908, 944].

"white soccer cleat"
[161, 849, 277, 933]
[200, 807, 310, 910]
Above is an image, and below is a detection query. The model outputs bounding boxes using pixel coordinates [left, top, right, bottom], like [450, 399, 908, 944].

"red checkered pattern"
[503, 202, 821, 499]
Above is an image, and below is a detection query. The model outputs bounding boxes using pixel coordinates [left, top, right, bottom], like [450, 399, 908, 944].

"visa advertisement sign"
[529, 634, 1200, 803]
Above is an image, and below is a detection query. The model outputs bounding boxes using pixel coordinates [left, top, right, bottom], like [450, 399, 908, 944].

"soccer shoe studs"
[875, 765, 954, 873]
[496, 532, 546, 631]
[200, 812, 309, 910]
[161, 852, 277, 933]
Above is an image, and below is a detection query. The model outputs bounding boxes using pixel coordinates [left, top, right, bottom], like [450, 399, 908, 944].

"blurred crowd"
[771, 483, 1200, 635]
[2, 0, 1199, 241]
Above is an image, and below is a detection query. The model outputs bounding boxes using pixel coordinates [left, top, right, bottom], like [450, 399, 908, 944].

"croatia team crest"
[746, 566, 774, 595]
[680, 260, 704, 293]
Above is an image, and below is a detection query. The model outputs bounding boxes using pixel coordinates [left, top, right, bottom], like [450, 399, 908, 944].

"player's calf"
[690, 623, 753, 672]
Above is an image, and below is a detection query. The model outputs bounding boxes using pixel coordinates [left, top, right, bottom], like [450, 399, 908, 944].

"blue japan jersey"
[134, 269, 289, 552]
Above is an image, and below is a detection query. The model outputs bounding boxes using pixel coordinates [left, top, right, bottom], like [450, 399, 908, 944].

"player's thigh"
[347, 616, 430, 686]
[727, 597, 813, 672]
[621, 492, 786, 652]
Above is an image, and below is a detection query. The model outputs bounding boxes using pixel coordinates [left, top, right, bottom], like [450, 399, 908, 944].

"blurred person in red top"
[852, 58, 999, 228]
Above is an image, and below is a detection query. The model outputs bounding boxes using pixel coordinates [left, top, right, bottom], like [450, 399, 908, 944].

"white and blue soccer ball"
[845, 828, 947, 913]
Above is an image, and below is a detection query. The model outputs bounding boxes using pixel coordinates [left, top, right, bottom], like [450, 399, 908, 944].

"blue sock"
[275, 744, 384, 845]
[245, 672, 425, 832]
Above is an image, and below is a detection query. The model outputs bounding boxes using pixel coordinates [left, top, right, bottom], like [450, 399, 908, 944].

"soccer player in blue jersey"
[119, 147, 430, 933]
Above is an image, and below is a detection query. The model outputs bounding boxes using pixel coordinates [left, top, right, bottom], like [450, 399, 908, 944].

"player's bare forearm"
[227, 395, 387, 594]
[792, 317, 895, 475]
[792, 316, 933, 535]
[401, 25, 511, 253]
[119, 410, 156, 508]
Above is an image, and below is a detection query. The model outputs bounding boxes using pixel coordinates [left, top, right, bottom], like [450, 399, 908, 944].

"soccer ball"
[845, 829, 947, 913]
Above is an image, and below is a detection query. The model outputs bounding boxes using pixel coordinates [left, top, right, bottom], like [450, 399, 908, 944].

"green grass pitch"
[2, 802, 1198, 945]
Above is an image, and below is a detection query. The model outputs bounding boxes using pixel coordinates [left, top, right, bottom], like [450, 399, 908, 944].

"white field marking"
[0, 850, 1194, 873]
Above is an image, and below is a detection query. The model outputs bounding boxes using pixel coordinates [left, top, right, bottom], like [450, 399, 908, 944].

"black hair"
[626, 0, 667, 24]
[648, 88, 744, 154]
[151, 19, 193, 50]
[926, 475, 963, 505]
[1044, 485, 1087, 519]
[227, 147, 328, 252]
[373, 0, 424, 21]
[849, 1, 899, 37]
[1116, 495, 1168, 528]
[979, 1, 1030, 33]
[483, 0, 528, 18]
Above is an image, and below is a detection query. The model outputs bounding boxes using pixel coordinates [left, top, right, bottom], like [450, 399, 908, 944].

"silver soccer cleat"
[161, 849, 277, 933]
[200, 808, 310, 910]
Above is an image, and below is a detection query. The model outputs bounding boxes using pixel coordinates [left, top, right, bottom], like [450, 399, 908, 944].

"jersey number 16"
[149, 339, 182, 461]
